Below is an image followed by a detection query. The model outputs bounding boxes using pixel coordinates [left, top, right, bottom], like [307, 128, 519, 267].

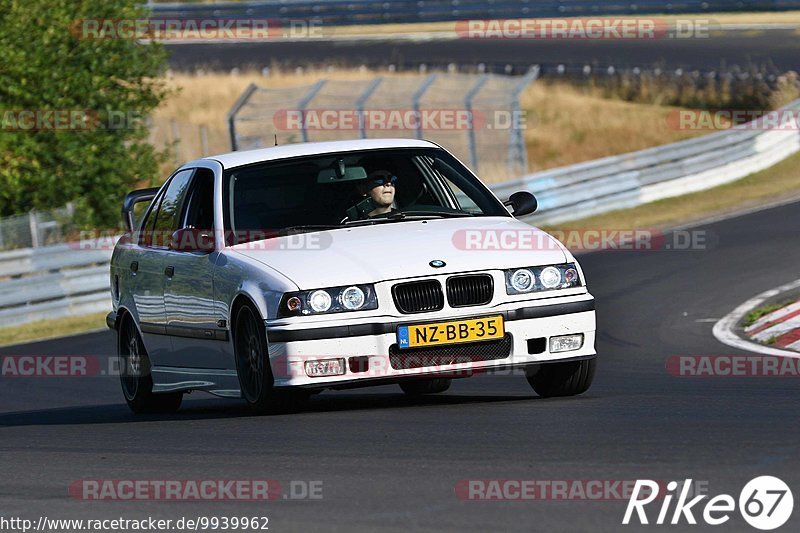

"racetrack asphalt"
[165, 30, 800, 73]
[1, 200, 799, 532]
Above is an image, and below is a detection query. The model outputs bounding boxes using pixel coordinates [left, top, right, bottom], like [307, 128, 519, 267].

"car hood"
[229, 217, 568, 289]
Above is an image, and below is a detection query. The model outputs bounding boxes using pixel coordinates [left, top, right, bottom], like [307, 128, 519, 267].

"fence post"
[508, 66, 540, 176]
[0, 215, 4, 250]
[298, 80, 327, 143]
[28, 210, 39, 248]
[465, 74, 489, 172]
[356, 77, 384, 139]
[226, 83, 259, 151]
[412, 74, 438, 139]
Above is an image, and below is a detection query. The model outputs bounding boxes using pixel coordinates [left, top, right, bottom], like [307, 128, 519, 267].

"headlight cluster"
[505, 263, 581, 295]
[279, 284, 378, 316]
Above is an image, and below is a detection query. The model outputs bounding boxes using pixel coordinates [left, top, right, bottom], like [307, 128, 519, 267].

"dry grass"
[151, 69, 408, 172]
[520, 82, 702, 171]
[0, 312, 107, 348]
[152, 69, 704, 178]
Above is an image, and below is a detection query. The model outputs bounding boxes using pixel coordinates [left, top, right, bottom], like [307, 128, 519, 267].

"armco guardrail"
[493, 99, 800, 226]
[150, 1, 800, 26]
[0, 242, 114, 328]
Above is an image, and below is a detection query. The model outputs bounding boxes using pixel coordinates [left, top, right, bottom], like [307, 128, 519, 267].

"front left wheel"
[399, 378, 452, 395]
[526, 358, 596, 398]
[118, 315, 183, 414]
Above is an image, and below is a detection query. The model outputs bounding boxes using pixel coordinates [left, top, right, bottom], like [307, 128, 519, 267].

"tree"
[0, 0, 169, 228]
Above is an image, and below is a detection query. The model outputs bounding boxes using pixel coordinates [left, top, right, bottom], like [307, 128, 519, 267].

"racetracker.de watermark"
[455, 18, 713, 40]
[455, 479, 707, 501]
[72, 18, 324, 40]
[667, 109, 800, 131]
[1, 110, 145, 132]
[68, 480, 323, 501]
[0, 356, 104, 378]
[273, 109, 527, 132]
[666, 355, 800, 377]
[72, 229, 332, 252]
[451, 229, 708, 252]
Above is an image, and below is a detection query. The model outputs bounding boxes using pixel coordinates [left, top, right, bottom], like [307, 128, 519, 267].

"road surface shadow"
[0, 392, 553, 427]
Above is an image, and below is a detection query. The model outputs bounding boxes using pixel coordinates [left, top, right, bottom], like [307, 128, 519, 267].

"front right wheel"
[526, 358, 596, 398]
[234, 303, 309, 414]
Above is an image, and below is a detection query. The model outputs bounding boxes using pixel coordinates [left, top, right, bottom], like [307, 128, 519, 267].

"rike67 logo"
[623, 477, 793, 530]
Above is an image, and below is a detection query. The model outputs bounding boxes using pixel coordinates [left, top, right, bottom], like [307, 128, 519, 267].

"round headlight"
[510, 269, 534, 292]
[308, 290, 332, 313]
[340, 286, 365, 310]
[564, 267, 579, 285]
[286, 296, 302, 312]
[540, 266, 562, 288]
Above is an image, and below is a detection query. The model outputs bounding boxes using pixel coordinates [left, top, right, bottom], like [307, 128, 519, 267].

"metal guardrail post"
[412, 74, 438, 140]
[356, 77, 384, 139]
[226, 83, 259, 151]
[28, 211, 39, 248]
[464, 74, 489, 171]
[298, 80, 328, 143]
[508, 66, 540, 176]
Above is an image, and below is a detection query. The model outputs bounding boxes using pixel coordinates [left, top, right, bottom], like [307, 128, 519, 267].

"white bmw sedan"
[107, 139, 596, 413]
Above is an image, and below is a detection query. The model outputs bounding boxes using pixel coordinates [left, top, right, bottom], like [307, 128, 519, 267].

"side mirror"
[170, 228, 215, 253]
[122, 187, 160, 231]
[504, 191, 538, 217]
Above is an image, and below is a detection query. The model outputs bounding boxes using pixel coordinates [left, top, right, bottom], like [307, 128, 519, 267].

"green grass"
[742, 302, 791, 328]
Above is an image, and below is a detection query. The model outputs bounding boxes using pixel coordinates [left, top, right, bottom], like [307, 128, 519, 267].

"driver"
[354, 169, 397, 217]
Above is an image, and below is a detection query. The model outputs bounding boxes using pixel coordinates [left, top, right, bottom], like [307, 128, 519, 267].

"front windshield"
[223, 147, 509, 243]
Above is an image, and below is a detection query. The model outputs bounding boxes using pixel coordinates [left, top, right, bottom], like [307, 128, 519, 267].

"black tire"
[526, 358, 596, 398]
[399, 378, 452, 395]
[118, 315, 183, 414]
[233, 303, 309, 414]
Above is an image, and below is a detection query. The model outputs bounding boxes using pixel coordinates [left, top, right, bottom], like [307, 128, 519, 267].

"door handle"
[130, 261, 138, 273]
[164, 265, 175, 277]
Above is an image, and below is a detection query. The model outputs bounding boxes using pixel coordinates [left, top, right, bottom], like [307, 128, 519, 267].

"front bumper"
[265, 295, 596, 387]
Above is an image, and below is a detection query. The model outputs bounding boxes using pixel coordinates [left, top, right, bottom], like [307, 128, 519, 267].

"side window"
[150, 169, 195, 248]
[182, 169, 215, 231]
[440, 178, 481, 213]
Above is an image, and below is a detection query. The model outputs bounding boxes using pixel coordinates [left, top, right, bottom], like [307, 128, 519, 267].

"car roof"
[191, 138, 441, 170]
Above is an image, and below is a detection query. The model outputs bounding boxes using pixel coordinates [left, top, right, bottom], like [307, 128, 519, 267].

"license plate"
[304, 358, 345, 378]
[397, 315, 505, 349]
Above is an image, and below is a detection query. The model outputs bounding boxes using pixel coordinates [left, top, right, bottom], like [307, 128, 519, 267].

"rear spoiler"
[122, 187, 159, 231]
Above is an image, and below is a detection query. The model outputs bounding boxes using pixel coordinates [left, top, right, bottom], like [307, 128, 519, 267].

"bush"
[0, 0, 170, 228]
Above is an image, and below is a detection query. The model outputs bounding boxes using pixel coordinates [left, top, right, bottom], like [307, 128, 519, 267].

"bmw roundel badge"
[429, 260, 446, 268]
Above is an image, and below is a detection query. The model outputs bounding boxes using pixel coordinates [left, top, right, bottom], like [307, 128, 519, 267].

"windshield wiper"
[280, 224, 340, 234]
[342, 210, 474, 227]
[388, 210, 473, 219]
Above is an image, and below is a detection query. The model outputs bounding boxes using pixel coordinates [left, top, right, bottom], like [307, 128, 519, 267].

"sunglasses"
[371, 175, 398, 187]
